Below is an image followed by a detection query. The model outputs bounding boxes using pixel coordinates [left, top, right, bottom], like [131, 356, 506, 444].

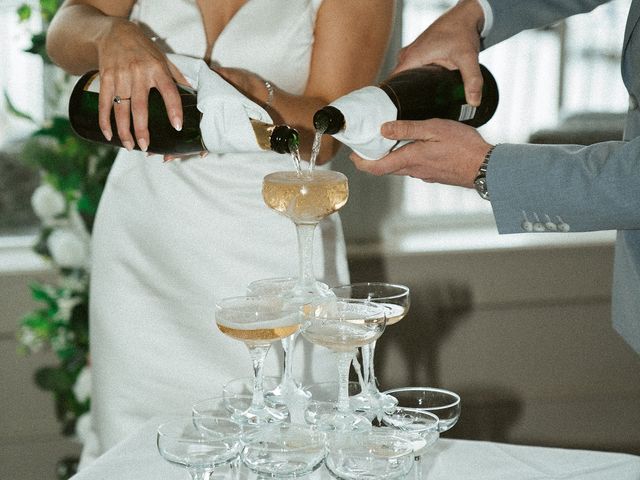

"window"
[398, 0, 630, 227]
[0, 4, 44, 237]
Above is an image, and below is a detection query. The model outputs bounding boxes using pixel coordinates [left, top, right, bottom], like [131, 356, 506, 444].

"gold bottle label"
[250, 119, 275, 151]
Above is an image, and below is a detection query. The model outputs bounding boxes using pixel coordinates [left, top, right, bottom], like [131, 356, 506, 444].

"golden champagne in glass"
[262, 170, 348, 225]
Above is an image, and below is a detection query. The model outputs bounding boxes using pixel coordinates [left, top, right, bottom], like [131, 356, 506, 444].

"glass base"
[350, 389, 398, 418]
[310, 409, 372, 433]
[282, 281, 335, 310]
[266, 380, 312, 406]
[231, 404, 289, 426]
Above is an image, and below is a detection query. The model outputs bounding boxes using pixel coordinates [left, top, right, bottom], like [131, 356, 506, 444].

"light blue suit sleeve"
[480, 0, 640, 354]
[487, 140, 640, 233]
[482, 0, 640, 234]
[483, 0, 612, 47]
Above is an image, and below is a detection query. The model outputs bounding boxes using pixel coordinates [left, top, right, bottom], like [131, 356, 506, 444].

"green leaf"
[16, 4, 32, 22]
[30, 283, 57, 307]
[3, 91, 36, 124]
[22, 310, 53, 331]
[34, 117, 76, 143]
[40, 0, 64, 22]
[34, 366, 73, 391]
[24, 32, 51, 64]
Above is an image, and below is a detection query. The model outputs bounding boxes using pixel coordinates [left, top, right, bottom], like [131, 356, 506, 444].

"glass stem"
[247, 344, 271, 410]
[188, 468, 212, 480]
[295, 223, 317, 292]
[335, 351, 353, 413]
[352, 352, 367, 392]
[368, 339, 379, 392]
[414, 455, 423, 480]
[280, 332, 298, 388]
[360, 344, 371, 385]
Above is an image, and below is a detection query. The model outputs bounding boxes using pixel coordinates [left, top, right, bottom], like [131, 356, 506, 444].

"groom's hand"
[350, 119, 491, 188]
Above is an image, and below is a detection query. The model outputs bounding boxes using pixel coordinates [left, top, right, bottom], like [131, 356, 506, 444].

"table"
[71, 418, 640, 479]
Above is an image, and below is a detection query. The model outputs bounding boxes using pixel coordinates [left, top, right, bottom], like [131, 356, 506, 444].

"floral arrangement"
[17, 118, 116, 439]
[11, 2, 116, 478]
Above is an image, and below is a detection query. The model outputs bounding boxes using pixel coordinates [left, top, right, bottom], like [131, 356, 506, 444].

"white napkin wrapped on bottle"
[167, 53, 272, 154]
[328, 86, 403, 161]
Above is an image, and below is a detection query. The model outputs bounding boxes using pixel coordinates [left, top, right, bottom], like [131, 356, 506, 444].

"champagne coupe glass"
[192, 394, 271, 425]
[300, 299, 386, 432]
[262, 170, 348, 305]
[246, 277, 323, 405]
[156, 416, 241, 480]
[241, 423, 326, 478]
[215, 295, 301, 425]
[381, 409, 439, 480]
[382, 387, 461, 433]
[324, 430, 414, 480]
[330, 283, 410, 414]
[222, 376, 291, 421]
[303, 381, 372, 425]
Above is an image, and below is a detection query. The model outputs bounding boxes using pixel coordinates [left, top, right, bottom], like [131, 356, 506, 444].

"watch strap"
[474, 144, 497, 200]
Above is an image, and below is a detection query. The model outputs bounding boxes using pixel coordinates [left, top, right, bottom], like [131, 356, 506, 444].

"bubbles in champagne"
[216, 314, 300, 344]
[262, 170, 348, 224]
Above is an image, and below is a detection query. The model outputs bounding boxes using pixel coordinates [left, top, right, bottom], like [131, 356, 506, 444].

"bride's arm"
[46, 0, 187, 153]
[217, 0, 395, 164]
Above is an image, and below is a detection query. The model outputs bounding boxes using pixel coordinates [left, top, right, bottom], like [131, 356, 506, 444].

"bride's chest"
[131, 0, 318, 93]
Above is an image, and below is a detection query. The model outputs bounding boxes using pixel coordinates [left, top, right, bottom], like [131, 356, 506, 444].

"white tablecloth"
[71, 418, 640, 480]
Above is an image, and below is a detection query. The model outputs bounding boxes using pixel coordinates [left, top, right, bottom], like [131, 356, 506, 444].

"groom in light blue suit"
[351, 0, 640, 353]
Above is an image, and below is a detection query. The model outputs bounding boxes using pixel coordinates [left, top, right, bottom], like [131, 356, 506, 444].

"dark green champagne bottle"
[69, 71, 299, 155]
[313, 64, 499, 135]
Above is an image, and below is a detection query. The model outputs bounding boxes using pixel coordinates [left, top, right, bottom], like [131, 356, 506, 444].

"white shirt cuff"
[475, 0, 493, 38]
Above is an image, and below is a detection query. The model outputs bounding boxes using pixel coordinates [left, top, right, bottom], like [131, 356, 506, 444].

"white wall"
[360, 241, 640, 454]
[0, 269, 81, 479]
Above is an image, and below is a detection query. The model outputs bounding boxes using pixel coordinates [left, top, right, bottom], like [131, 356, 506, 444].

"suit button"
[556, 216, 570, 232]
[544, 215, 558, 231]
[630, 95, 638, 110]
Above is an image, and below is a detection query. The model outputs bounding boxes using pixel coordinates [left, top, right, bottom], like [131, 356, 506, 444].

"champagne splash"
[290, 145, 302, 175]
[308, 129, 324, 173]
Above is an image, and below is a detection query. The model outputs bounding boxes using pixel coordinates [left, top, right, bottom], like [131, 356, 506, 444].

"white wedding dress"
[83, 0, 348, 465]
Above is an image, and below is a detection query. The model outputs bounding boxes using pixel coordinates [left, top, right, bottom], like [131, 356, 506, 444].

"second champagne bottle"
[313, 64, 499, 159]
[68, 71, 300, 155]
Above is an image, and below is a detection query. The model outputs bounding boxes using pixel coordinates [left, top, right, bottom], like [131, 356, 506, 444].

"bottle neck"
[313, 106, 345, 135]
[250, 119, 299, 154]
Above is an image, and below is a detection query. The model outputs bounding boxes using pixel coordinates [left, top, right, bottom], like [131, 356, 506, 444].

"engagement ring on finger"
[113, 96, 131, 104]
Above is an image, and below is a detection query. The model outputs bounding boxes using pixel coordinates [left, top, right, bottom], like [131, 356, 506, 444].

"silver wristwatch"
[473, 145, 496, 200]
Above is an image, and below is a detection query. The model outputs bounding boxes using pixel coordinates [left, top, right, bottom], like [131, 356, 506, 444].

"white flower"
[56, 296, 81, 323]
[75, 412, 95, 445]
[51, 327, 74, 352]
[47, 228, 89, 269]
[19, 326, 45, 353]
[72, 366, 92, 404]
[31, 184, 66, 221]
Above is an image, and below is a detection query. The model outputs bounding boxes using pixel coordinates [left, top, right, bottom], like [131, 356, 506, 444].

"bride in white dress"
[47, 0, 393, 464]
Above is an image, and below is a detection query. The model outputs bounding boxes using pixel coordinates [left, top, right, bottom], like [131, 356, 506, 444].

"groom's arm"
[484, 0, 613, 48]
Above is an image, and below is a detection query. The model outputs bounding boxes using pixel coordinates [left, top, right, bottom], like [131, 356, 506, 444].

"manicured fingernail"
[102, 129, 112, 141]
[172, 117, 182, 131]
[122, 140, 134, 151]
[137, 138, 148, 152]
[469, 93, 481, 107]
[163, 156, 174, 163]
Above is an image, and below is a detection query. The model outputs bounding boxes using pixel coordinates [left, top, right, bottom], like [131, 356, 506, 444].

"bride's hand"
[213, 66, 274, 107]
[96, 19, 188, 152]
